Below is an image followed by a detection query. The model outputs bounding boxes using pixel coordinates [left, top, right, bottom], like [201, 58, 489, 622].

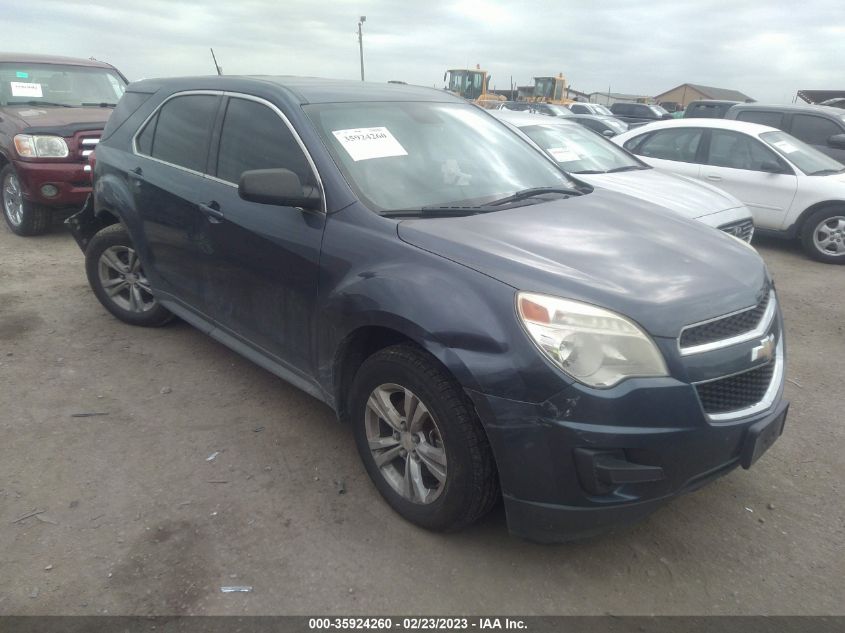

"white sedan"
[613, 118, 845, 263]
[491, 111, 754, 241]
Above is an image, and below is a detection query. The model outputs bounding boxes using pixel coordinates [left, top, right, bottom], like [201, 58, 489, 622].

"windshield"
[761, 130, 845, 175]
[546, 104, 573, 116]
[0, 62, 126, 107]
[592, 104, 613, 116]
[649, 105, 669, 117]
[518, 122, 645, 173]
[304, 101, 576, 213]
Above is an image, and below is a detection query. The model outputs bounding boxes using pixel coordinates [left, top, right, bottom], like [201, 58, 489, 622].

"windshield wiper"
[82, 102, 117, 108]
[486, 187, 582, 206]
[381, 207, 483, 218]
[808, 168, 845, 176]
[6, 100, 73, 108]
[605, 165, 647, 173]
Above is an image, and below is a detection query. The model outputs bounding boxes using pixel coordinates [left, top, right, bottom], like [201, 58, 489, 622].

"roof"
[128, 75, 460, 104]
[0, 52, 115, 69]
[655, 83, 753, 102]
[797, 89, 845, 104]
[615, 118, 780, 139]
[730, 103, 845, 117]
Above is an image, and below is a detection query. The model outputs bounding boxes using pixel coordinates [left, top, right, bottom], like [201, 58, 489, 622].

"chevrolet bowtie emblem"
[751, 334, 776, 363]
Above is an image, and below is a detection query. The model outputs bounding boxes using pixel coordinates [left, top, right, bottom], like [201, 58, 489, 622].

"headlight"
[517, 292, 668, 388]
[13, 134, 69, 158]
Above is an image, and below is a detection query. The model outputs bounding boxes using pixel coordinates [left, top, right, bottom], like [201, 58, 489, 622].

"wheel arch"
[790, 200, 845, 238]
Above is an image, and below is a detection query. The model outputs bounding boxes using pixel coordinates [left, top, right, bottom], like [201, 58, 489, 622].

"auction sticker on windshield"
[771, 140, 798, 154]
[10, 82, 43, 98]
[547, 145, 581, 162]
[332, 127, 408, 161]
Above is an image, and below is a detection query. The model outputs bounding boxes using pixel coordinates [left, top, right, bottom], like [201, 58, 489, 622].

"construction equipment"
[527, 73, 574, 105]
[444, 65, 505, 106]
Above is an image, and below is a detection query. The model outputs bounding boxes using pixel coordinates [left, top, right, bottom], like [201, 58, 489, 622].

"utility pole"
[358, 16, 366, 81]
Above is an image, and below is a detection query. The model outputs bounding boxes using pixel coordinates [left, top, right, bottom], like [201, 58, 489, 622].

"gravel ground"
[0, 224, 842, 616]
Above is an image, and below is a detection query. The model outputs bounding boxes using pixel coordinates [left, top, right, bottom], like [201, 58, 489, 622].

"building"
[654, 83, 754, 108]
[588, 91, 653, 106]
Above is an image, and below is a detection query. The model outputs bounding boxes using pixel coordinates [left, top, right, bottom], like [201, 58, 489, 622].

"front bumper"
[13, 159, 92, 208]
[468, 378, 788, 543]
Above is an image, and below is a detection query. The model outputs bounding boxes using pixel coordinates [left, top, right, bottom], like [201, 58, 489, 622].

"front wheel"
[1, 165, 51, 236]
[349, 344, 499, 532]
[801, 208, 845, 264]
[84, 224, 173, 326]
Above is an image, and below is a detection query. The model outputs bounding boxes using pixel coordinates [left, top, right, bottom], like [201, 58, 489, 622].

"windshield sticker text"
[332, 127, 408, 161]
[771, 140, 798, 154]
[10, 82, 43, 98]
[547, 146, 580, 162]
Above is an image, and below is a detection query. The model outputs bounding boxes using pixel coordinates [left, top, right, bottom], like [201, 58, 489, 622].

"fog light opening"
[40, 184, 59, 198]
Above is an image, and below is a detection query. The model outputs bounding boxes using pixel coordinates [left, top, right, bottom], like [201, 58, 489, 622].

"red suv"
[1, 53, 127, 235]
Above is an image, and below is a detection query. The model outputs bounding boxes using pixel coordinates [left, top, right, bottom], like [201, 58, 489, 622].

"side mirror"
[602, 129, 615, 137]
[238, 168, 321, 210]
[828, 133, 845, 149]
[760, 161, 783, 174]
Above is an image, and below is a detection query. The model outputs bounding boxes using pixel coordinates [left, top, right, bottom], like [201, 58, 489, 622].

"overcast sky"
[5, 0, 844, 103]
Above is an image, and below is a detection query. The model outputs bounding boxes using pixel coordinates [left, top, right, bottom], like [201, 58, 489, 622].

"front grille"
[719, 218, 755, 243]
[696, 362, 775, 414]
[680, 291, 770, 348]
[76, 135, 100, 161]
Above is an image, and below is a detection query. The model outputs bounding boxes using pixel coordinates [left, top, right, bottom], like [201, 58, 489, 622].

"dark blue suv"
[68, 76, 788, 542]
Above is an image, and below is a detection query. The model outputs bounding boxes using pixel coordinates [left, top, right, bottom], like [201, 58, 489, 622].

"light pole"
[358, 16, 366, 81]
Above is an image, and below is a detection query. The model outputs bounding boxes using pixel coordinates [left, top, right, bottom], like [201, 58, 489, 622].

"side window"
[215, 97, 313, 186]
[135, 111, 157, 155]
[790, 114, 841, 146]
[633, 105, 650, 117]
[612, 104, 629, 115]
[142, 94, 218, 172]
[735, 110, 784, 130]
[635, 128, 703, 163]
[706, 130, 782, 171]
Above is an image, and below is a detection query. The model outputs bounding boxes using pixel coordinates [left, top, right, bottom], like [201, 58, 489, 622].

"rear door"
[198, 94, 325, 374]
[131, 92, 222, 316]
[625, 127, 704, 178]
[788, 113, 845, 162]
[699, 129, 798, 229]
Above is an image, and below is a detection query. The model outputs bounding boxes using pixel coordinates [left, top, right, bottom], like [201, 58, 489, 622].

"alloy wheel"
[364, 383, 447, 504]
[813, 215, 845, 257]
[2, 172, 24, 227]
[97, 245, 157, 313]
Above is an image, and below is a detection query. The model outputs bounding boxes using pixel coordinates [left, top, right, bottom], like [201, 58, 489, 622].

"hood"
[397, 188, 768, 338]
[575, 169, 744, 220]
[1, 105, 110, 135]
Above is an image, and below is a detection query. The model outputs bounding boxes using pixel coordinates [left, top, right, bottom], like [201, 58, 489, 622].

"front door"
[198, 95, 325, 374]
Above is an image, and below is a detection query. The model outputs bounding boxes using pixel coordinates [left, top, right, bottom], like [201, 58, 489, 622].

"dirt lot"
[0, 222, 842, 616]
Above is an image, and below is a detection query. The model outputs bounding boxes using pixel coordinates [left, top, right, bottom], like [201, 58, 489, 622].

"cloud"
[3, 0, 843, 102]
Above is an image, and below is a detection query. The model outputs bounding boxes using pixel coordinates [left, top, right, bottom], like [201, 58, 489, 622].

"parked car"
[725, 103, 845, 163]
[568, 113, 628, 137]
[568, 102, 614, 116]
[0, 53, 127, 235]
[492, 110, 753, 239]
[609, 102, 672, 126]
[69, 76, 787, 541]
[496, 101, 572, 117]
[613, 118, 845, 263]
[819, 98, 845, 110]
[684, 100, 741, 119]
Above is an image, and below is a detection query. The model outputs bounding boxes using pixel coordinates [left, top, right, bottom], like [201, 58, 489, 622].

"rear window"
[101, 91, 154, 141]
[735, 110, 784, 129]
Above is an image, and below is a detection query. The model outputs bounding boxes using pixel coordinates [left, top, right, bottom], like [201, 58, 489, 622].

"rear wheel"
[349, 344, 499, 531]
[801, 208, 845, 264]
[1, 165, 51, 236]
[85, 224, 173, 326]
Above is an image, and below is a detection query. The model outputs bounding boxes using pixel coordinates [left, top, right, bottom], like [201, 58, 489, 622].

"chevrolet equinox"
[69, 76, 788, 541]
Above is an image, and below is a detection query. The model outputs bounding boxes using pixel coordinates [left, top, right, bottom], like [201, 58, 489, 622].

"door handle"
[198, 201, 225, 223]
[705, 174, 722, 181]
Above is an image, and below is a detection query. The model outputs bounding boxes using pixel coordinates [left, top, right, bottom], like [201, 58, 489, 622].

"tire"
[801, 208, 845, 264]
[1, 164, 51, 236]
[84, 224, 173, 326]
[349, 344, 499, 532]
